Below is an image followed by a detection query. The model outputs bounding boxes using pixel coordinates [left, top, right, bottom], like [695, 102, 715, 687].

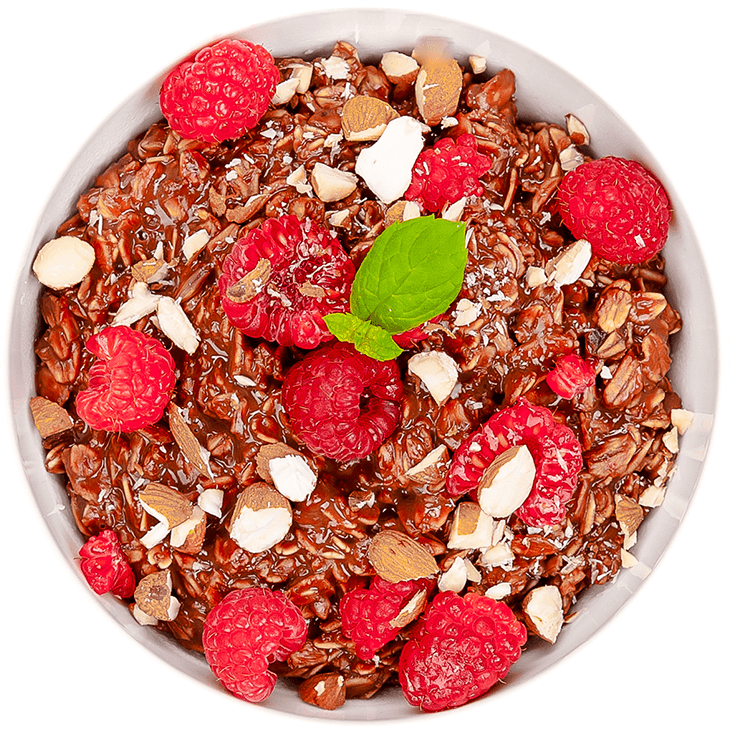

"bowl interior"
[8, 8, 719, 722]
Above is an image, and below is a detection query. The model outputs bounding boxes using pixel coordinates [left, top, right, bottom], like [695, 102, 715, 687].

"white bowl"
[7, 7, 719, 722]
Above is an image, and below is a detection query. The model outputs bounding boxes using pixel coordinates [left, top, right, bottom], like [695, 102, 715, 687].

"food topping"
[31, 36, 684, 713]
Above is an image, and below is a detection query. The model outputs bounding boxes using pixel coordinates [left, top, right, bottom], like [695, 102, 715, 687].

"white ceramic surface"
[3, 3, 727, 728]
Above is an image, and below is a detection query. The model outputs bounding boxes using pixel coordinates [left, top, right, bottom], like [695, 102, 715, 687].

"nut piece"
[256, 444, 319, 501]
[384, 200, 420, 227]
[404, 444, 450, 484]
[342, 96, 399, 142]
[29, 396, 73, 439]
[671, 408, 695, 435]
[447, 502, 495, 549]
[198, 488, 224, 518]
[415, 56, 462, 126]
[547, 239, 592, 287]
[390, 588, 429, 629]
[139, 482, 194, 530]
[182, 229, 210, 261]
[381, 51, 419, 85]
[476, 445, 536, 518]
[156, 296, 200, 354]
[565, 113, 590, 146]
[32, 235, 96, 290]
[310, 162, 358, 202]
[468, 55, 487, 74]
[134, 570, 180, 622]
[272, 77, 300, 105]
[407, 350, 459, 406]
[522, 585, 563, 643]
[112, 281, 160, 327]
[299, 673, 346, 711]
[170, 505, 207, 553]
[229, 483, 293, 553]
[168, 403, 213, 478]
[368, 530, 438, 583]
[615, 494, 644, 537]
[438, 557, 468, 593]
[286, 164, 312, 195]
[355, 115, 424, 204]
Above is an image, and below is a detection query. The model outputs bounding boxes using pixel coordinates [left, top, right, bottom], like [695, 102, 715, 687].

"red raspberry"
[219, 215, 355, 349]
[399, 592, 527, 712]
[75, 325, 176, 433]
[546, 352, 595, 398]
[447, 398, 583, 527]
[78, 530, 135, 598]
[556, 156, 671, 264]
[202, 587, 307, 703]
[282, 341, 403, 461]
[405, 134, 492, 213]
[160, 38, 280, 143]
[340, 576, 430, 660]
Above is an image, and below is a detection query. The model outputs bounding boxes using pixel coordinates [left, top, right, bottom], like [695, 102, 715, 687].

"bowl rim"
[0, 0, 730, 728]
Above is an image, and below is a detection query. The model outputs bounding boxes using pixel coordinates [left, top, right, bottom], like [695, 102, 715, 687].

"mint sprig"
[325, 216, 467, 361]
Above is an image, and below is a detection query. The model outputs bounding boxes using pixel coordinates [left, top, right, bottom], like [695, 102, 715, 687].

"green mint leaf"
[323, 312, 404, 361]
[350, 216, 467, 334]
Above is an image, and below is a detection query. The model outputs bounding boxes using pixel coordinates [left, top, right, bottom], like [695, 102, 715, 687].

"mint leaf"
[324, 313, 404, 361]
[350, 216, 467, 334]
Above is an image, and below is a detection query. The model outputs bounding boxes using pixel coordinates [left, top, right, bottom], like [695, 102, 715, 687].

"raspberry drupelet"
[78, 530, 135, 598]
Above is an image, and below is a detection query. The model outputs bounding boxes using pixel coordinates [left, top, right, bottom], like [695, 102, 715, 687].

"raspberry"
[160, 38, 280, 143]
[405, 134, 492, 213]
[556, 156, 671, 264]
[447, 398, 583, 527]
[202, 587, 307, 703]
[78, 530, 135, 598]
[398, 592, 527, 712]
[219, 215, 355, 349]
[340, 576, 431, 660]
[75, 325, 176, 433]
[546, 352, 595, 398]
[282, 341, 403, 461]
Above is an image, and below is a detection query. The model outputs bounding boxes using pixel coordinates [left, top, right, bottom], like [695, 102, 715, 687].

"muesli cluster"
[30, 36, 692, 712]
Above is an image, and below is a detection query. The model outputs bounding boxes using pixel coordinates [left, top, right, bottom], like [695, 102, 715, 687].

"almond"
[341, 96, 399, 142]
[170, 505, 207, 553]
[226, 258, 272, 303]
[310, 162, 358, 202]
[368, 530, 438, 583]
[447, 501, 494, 549]
[229, 483, 292, 553]
[407, 350, 459, 406]
[615, 494, 644, 537]
[565, 113, 590, 146]
[134, 570, 180, 622]
[299, 673, 346, 711]
[156, 296, 200, 354]
[32, 235, 96, 290]
[111, 281, 160, 327]
[29, 396, 73, 439]
[404, 444, 449, 484]
[381, 51, 419, 85]
[671, 408, 695, 435]
[522, 585, 563, 643]
[139, 482, 194, 529]
[415, 56, 462, 126]
[256, 442, 318, 501]
[384, 200, 420, 227]
[168, 403, 213, 479]
[546, 238, 592, 287]
[198, 488, 224, 518]
[477, 446, 536, 518]
[438, 557, 468, 593]
[389, 588, 428, 629]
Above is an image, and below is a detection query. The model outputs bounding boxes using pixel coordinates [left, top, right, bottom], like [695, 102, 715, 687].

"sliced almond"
[229, 483, 293, 553]
[447, 501, 495, 549]
[168, 403, 213, 478]
[368, 530, 438, 583]
[226, 258, 272, 303]
[29, 396, 73, 439]
[389, 588, 429, 629]
[111, 281, 160, 327]
[272, 77, 300, 105]
[384, 200, 420, 227]
[523, 585, 563, 643]
[639, 484, 666, 508]
[415, 56, 462, 126]
[139, 482, 194, 529]
[32, 235, 96, 290]
[404, 444, 449, 484]
[407, 350, 459, 406]
[131, 257, 169, 284]
[134, 570, 180, 622]
[310, 162, 358, 203]
[182, 229, 210, 261]
[547, 239, 592, 287]
[565, 113, 590, 146]
[615, 494, 644, 537]
[477, 446, 536, 518]
[341, 96, 399, 142]
[156, 296, 200, 354]
[671, 408, 695, 435]
[170, 505, 207, 553]
[485, 582, 512, 600]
